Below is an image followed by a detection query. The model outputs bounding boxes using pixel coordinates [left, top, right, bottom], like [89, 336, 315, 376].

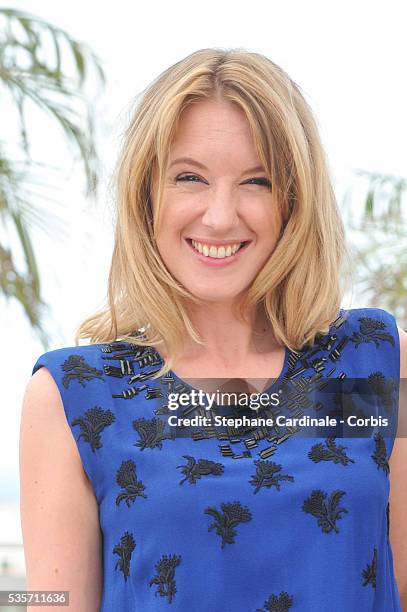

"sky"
[1, 0, 406, 512]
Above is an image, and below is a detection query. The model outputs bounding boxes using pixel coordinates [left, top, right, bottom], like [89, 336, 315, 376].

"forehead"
[168, 99, 260, 164]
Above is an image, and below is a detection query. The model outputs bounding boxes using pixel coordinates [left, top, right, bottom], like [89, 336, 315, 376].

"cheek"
[156, 194, 201, 252]
[155, 206, 188, 265]
[255, 205, 282, 245]
[155, 200, 179, 240]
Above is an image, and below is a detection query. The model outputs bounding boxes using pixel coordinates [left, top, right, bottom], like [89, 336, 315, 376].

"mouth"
[184, 238, 251, 266]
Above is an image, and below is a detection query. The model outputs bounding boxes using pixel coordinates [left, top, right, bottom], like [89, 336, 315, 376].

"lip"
[184, 238, 251, 267]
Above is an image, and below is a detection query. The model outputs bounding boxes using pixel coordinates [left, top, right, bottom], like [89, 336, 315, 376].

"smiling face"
[151, 97, 282, 306]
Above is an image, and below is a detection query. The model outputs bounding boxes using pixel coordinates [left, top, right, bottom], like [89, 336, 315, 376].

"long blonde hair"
[75, 47, 350, 378]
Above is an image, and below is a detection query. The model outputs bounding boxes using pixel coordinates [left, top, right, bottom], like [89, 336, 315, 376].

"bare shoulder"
[20, 367, 102, 611]
[23, 365, 71, 432]
[388, 326, 407, 603]
[398, 324, 407, 378]
[21, 366, 90, 484]
[389, 325, 407, 467]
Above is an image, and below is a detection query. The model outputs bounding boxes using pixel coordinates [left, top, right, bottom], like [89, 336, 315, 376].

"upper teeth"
[191, 240, 243, 258]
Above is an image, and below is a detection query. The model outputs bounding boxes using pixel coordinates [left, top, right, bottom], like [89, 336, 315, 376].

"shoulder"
[22, 347, 105, 471]
[27, 343, 104, 413]
[356, 306, 407, 378]
[397, 324, 407, 379]
[341, 306, 397, 324]
[334, 307, 402, 383]
[341, 306, 400, 342]
[31, 342, 109, 392]
[24, 343, 113, 486]
[32, 342, 106, 374]
[27, 343, 110, 434]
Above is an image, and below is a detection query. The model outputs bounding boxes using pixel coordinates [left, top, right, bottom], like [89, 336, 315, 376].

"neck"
[165, 301, 279, 366]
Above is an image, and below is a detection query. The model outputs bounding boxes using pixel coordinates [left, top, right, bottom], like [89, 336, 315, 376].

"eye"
[176, 174, 202, 183]
[244, 178, 272, 188]
[175, 174, 272, 188]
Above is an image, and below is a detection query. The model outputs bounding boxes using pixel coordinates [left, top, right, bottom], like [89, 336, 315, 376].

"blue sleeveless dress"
[31, 307, 402, 611]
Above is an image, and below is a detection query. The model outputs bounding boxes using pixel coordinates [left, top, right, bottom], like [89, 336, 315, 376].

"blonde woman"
[20, 48, 407, 611]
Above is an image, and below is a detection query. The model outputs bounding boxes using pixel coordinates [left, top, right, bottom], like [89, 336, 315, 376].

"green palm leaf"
[0, 8, 106, 342]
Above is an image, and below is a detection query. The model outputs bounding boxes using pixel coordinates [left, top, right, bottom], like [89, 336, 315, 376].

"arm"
[389, 325, 407, 609]
[19, 367, 103, 611]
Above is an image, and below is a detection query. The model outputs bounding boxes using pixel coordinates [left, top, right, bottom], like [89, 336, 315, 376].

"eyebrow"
[168, 156, 265, 174]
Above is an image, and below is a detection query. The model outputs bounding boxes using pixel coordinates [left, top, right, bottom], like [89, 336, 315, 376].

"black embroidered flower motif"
[149, 554, 182, 604]
[249, 460, 294, 494]
[255, 591, 294, 612]
[330, 390, 367, 422]
[115, 459, 147, 507]
[176, 455, 224, 485]
[350, 317, 395, 349]
[302, 489, 348, 534]
[367, 372, 398, 413]
[362, 547, 377, 589]
[308, 436, 355, 465]
[113, 531, 136, 582]
[205, 501, 252, 548]
[371, 432, 390, 475]
[132, 417, 171, 450]
[71, 406, 115, 452]
[61, 354, 104, 388]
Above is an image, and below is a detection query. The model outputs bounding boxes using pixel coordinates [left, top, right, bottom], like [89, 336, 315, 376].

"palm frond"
[0, 8, 106, 344]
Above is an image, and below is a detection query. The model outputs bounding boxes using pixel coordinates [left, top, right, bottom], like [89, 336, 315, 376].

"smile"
[185, 238, 251, 267]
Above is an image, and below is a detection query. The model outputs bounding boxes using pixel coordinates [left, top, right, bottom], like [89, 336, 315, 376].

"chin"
[184, 283, 250, 304]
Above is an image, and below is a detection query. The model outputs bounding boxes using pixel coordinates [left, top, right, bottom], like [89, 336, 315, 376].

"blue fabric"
[31, 307, 402, 611]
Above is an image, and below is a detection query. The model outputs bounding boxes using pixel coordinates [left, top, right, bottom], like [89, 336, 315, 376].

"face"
[151, 98, 282, 306]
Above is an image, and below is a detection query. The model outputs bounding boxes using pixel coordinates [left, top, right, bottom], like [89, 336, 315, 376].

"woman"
[20, 48, 407, 611]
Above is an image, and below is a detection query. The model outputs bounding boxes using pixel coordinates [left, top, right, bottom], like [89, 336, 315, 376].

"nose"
[200, 185, 240, 234]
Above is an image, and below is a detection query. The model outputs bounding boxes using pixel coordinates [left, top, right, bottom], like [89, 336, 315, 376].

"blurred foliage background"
[343, 170, 406, 325]
[0, 7, 105, 346]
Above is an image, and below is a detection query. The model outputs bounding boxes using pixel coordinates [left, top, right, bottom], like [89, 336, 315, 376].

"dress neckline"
[151, 343, 292, 398]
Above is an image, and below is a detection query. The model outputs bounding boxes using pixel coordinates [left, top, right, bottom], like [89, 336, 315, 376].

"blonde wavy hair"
[75, 47, 350, 378]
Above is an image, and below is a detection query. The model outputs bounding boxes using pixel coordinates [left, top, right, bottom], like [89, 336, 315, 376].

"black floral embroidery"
[61, 354, 104, 388]
[132, 417, 171, 450]
[367, 372, 398, 413]
[116, 459, 147, 507]
[362, 547, 377, 589]
[71, 406, 115, 452]
[176, 455, 224, 485]
[113, 531, 136, 582]
[149, 554, 182, 603]
[249, 460, 294, 494]
[255, 591, 294, 612]
[302, 489, 348, 534]
[205, 501, 252, 548]
[329, 390, 367, 423]
[371, 432, 390, 475]
[308, 437, 355, 465]
[350, 316, 395, 349]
